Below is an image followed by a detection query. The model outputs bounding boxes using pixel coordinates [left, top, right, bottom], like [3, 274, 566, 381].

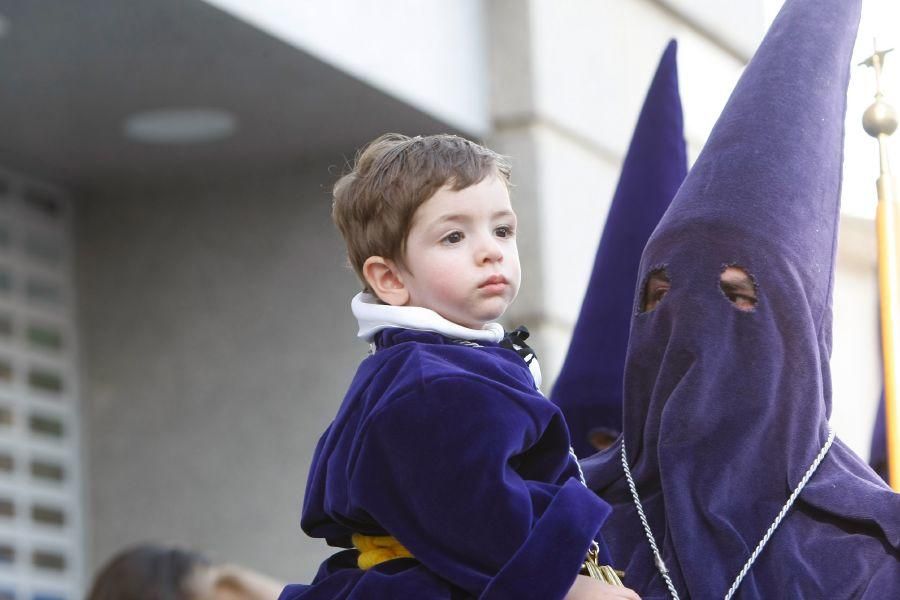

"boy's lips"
[479, 275, 509, 295]
[479, 274, 508, 288]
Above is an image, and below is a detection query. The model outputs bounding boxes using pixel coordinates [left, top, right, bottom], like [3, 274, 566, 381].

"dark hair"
[332, 133, 511, 292]
[86, 544, 210, 600]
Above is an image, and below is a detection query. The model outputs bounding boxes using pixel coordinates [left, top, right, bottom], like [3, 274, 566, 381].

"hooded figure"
[581, 0, 900, 597]
[552, 40, 687, 458]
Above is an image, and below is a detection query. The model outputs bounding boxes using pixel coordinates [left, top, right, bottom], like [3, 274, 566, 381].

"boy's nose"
[476, 237, 504, 264]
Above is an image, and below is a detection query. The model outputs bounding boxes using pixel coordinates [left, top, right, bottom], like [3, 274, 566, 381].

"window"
[28, 369, 63, 396]
[31, 505, 65, 528]
[0, 173, 82, 598]
[23, 235, 63, 268]
[27, 324, 64, 353]
[25, 279, 62, 307]
[22, 189, 61, 221]
[29, 415, 64, 440]
[32, 550, 66, 572]
[30, 460, 64, 484]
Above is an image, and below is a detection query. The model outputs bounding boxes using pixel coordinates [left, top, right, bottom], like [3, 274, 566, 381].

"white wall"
[528, 0, 744, 160]
[202, 0, 490, 136]
[659, 0, 765, 59]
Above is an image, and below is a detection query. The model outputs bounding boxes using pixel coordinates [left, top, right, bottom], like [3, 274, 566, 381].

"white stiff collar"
[351, 292, 505, 344]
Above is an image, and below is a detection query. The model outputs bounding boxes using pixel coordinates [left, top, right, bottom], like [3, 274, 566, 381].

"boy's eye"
[495, 225, 514, 238]
[443, 231, 464, 244]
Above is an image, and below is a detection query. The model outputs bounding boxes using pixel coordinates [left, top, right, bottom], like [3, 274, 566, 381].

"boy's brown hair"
[333, 133, 511, 291]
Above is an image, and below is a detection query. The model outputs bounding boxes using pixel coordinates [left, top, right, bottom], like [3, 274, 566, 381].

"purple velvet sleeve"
[348, 375, 611, 599]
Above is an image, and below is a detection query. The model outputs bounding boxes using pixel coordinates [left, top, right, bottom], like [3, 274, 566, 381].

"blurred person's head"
[87, 543, 283, 600]
[87, 543, 209, 600]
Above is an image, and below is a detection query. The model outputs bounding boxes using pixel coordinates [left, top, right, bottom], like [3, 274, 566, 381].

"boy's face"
[400, 174, 521, 329]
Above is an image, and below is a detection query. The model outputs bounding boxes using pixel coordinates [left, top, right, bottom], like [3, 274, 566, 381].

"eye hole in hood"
[640, 267, 671, 313]
[719, 265, 758, 312]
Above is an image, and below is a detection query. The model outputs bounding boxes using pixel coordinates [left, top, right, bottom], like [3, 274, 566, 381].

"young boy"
[280, 134, 639, 600]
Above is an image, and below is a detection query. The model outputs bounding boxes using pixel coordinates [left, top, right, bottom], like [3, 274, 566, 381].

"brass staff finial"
[861, 41, 897, 176]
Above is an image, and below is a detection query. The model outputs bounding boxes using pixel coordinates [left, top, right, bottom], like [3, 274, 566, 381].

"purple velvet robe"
[281, 328, 612, 599]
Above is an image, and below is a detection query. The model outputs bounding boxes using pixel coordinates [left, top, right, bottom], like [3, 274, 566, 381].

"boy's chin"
[439, 298, 512, 329]
[467, 305, 510, 327]
[447, 311, 503, 330]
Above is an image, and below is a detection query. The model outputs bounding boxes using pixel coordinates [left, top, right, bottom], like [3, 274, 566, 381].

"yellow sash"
[351, 533, 413, 570]
[352, 533, 624, 586]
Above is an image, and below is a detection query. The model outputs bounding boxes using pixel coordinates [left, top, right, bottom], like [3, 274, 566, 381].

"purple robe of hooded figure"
[580, 0, 900, 597]
[870, 392, 888, 481]
[551, 40, 687, 458]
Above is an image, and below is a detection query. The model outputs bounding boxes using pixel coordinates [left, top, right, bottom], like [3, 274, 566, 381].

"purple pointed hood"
[582, 0, 900, 597]
[552, 40, 687, 458]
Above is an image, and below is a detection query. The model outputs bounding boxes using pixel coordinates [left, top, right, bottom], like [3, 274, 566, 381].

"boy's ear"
[362, 256, 410, 306]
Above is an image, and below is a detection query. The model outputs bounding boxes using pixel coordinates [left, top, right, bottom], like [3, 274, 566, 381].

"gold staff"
[861, 44, 899, 489]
